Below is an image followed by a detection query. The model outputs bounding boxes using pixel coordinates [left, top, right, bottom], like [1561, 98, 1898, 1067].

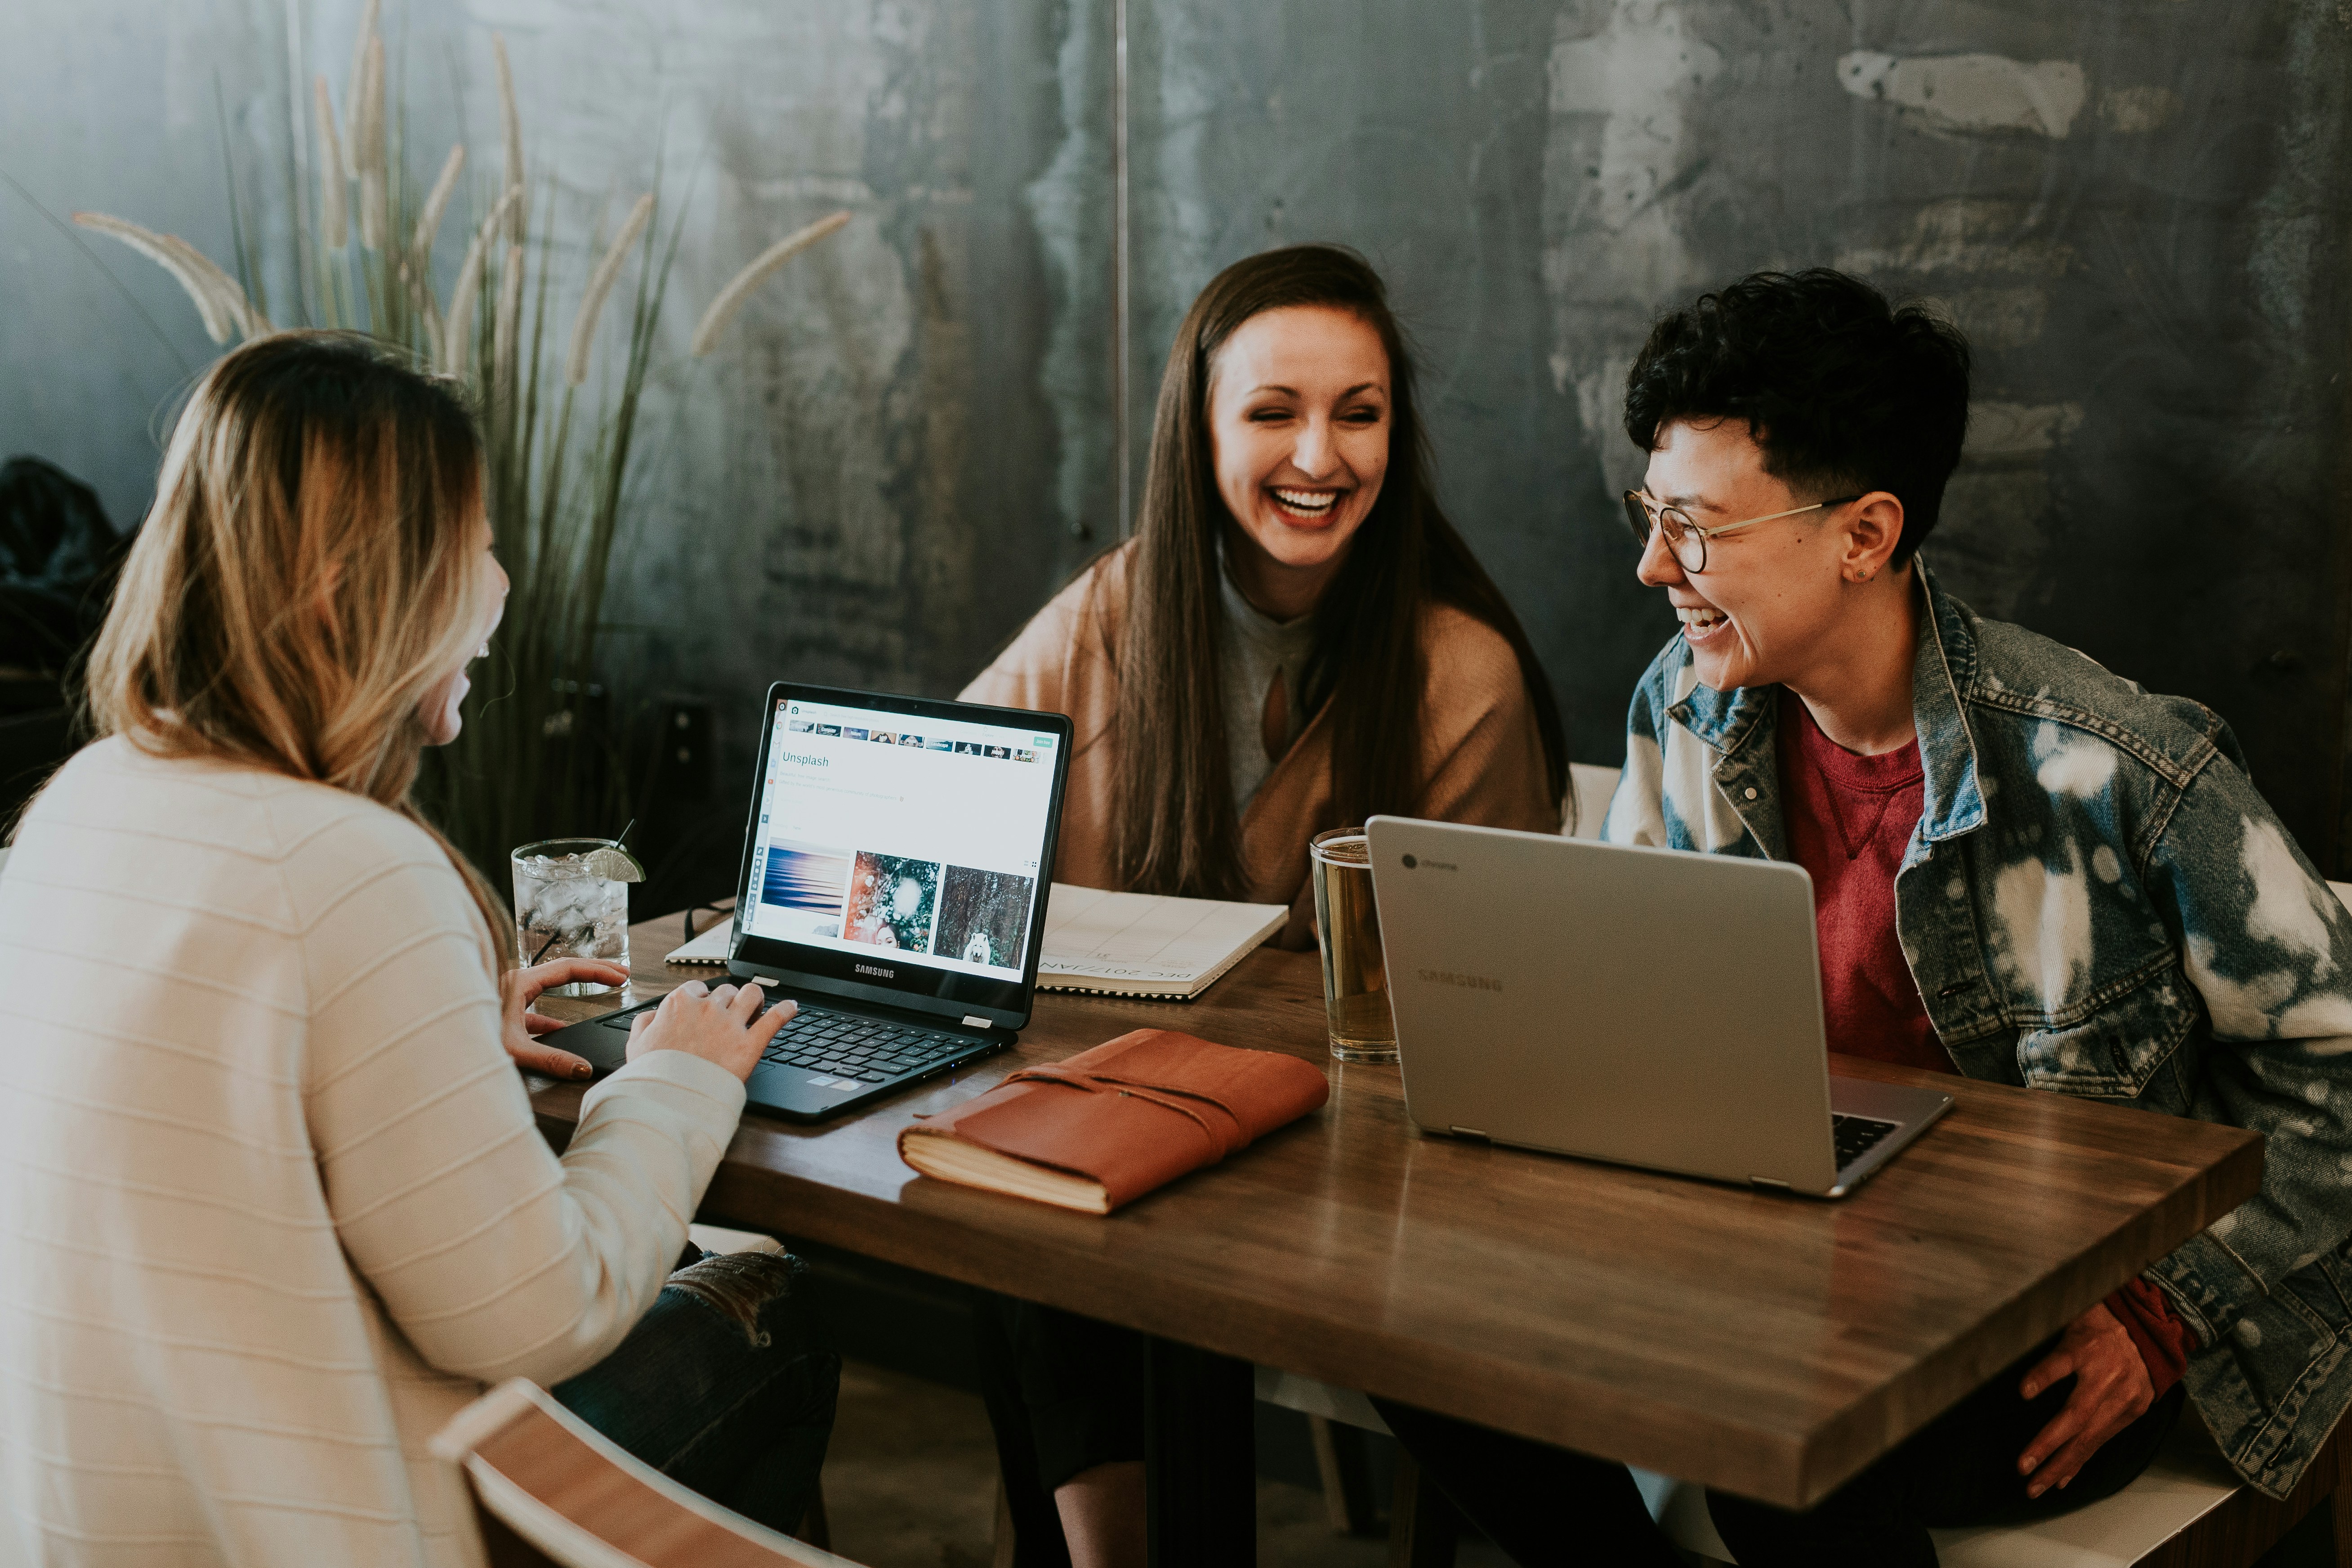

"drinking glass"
[1310, 827, 1397, 1063]
[511, 837, 631, 996]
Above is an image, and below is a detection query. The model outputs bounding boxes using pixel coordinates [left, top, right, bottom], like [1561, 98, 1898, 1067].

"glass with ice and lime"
[510, 838, 644, 995]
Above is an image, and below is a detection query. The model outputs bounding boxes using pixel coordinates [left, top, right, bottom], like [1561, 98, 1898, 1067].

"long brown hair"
[84, 331, 514, 962]
[1113, 245, 1566, 898]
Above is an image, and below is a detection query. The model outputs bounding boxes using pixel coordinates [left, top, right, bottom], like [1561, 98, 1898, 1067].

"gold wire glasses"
[1622, 491, 1861, 573]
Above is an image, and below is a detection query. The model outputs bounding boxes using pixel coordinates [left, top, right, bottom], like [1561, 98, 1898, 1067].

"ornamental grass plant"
[73, 2, 847, 881]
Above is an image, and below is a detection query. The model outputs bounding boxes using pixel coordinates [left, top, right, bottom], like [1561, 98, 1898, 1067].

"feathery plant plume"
[354, 36, 388, 252]
[492, 243, 523, 452]
[689, 210, 849, 355]
[341, 0, 380, 179]
[494, 36, 524, 246]
[440, 187, 513, 376]
[565, 192, 653, 386]
[159, 231, 272, 339]
[404, 144, 464, 341]
[71, 213, 264, 344]
[312, 77, 348, 249]
[413, 144, 464, 265]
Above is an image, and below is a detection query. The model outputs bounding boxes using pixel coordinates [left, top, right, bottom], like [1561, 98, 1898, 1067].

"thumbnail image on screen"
[934, 867, 1036, 969]
[844, 852, 941, 952]
[759, 841, 852, 941]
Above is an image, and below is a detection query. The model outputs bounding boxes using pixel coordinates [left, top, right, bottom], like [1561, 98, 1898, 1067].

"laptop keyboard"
[759, 1004, 981, 1082]
[1832, 1113, 1900, 1170]
[598, 990, 980, 1085]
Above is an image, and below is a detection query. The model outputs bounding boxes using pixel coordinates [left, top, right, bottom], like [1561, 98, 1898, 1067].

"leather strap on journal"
[1000, 1061, 1250, 1161]
[900, 1027, 1331, 1209]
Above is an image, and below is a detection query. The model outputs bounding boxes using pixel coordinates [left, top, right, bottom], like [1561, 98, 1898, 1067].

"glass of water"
[1310, 827, 1397, 1063]
[511, 838, 631, 996]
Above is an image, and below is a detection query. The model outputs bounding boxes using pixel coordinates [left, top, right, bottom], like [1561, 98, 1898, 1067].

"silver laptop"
[1366, 818, 1952, 1198]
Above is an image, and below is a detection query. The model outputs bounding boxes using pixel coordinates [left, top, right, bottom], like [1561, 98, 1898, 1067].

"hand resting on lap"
[2018, 1301, 2155, 1498]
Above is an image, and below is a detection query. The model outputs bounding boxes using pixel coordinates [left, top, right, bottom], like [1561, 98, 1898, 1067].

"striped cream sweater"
[0, 738, 747, 1566]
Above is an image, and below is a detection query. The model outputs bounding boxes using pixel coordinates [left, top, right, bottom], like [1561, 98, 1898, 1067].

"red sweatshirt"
[1776, 689, 2193, 1394]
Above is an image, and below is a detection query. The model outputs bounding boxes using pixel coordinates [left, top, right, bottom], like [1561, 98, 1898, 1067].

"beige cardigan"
[0, 739, 746, 1568]
[963, 543, 1561, 947]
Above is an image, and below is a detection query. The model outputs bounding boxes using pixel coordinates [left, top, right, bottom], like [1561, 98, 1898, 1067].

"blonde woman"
[0, 334, 835, 1567]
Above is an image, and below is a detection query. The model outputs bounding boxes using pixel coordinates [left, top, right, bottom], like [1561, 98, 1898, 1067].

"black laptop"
[542, 682, 1073, 1120]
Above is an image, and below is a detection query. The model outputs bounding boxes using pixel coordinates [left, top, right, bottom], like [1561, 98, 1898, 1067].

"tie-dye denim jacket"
[1602, 563, 2352, 1499]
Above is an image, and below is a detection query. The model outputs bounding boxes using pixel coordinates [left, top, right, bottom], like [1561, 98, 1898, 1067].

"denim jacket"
[1602, 563, 2352, 1498]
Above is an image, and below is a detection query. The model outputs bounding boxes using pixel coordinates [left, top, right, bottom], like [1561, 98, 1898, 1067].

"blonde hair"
[85, 331, 513, 963]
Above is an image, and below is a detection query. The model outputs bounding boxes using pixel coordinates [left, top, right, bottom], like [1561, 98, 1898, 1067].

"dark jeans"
[553, 1247, 840, 1537]
[971, 1294, 1148, 1568]
[1373, 1335, 2187, 1568]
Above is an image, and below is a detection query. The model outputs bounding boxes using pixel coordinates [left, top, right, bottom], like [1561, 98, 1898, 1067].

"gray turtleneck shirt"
[1217, 564, 1318, 812]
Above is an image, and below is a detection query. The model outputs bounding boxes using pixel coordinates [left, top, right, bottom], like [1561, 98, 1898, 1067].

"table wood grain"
[528, 910, 2263, 1508]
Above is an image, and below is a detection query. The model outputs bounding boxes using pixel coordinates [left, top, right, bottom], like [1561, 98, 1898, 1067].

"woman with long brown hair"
[962, 246, 1565, 1566]
[0, 333, 835, 1567]
[965, 242, 1565, 947]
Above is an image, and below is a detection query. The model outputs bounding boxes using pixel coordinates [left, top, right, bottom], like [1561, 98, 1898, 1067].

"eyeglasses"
[1621, 491, 1861, 574]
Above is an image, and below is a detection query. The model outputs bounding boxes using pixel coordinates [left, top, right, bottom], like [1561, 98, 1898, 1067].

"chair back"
[430, 1379, 860, 1568]
[1567, 763, 1620, 840]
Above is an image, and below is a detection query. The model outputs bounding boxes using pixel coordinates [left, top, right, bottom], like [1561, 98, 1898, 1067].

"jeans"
[1373, 1333, 2186, 1567]
[552, 1246, 840, 1536]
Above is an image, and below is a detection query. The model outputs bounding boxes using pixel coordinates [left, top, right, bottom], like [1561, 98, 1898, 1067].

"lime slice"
[582, 844, 646, 883]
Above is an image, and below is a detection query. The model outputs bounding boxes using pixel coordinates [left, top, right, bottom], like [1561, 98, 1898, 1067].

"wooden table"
[533, 911, 2262, 1555]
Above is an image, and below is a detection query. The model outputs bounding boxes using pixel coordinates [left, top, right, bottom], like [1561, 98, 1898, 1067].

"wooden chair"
[427, 1222, 838, 1567]
[430, 1378, 861, 1568]
[687, 1223, 785, 1258]
[1260, 1366, 2352, 1567]
[1565, 762, 1620, 840]
[1643, 1407, 2352, 1565]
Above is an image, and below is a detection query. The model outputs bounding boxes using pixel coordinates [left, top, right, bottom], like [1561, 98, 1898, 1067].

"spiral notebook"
[666, 885, 1285, 1001]
[1036, 885, 1287, 999]
[665, 918, 739, 966]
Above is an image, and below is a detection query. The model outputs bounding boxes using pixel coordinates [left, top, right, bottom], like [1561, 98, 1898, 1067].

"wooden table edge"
[526, 911, 2267, 1507]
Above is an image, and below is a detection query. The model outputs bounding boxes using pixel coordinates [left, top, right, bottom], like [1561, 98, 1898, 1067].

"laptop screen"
[733, 690, 1068, 1014]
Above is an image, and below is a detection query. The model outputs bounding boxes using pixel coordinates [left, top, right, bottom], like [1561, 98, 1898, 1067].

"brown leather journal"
[897, 1028, 1330, 1213]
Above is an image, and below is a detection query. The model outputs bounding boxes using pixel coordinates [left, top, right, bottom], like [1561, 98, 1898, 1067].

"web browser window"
[743, 697, 1060, 980]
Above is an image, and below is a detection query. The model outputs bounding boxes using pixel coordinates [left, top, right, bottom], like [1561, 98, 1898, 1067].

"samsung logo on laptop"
[854, 963, 895, 979]
[1419, 969, 1503, 993]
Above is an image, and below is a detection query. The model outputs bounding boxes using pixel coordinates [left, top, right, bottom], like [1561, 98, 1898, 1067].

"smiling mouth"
[1269, 486, 1341, 521]
[1677, 605, 1728, 636]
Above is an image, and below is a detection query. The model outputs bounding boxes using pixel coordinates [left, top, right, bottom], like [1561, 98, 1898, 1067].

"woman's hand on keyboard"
[504, 958, 633, 1080]
[627, 979, 798, 1082]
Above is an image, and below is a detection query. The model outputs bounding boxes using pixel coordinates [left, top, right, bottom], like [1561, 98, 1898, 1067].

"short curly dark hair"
[1622, 269, 1971, 564]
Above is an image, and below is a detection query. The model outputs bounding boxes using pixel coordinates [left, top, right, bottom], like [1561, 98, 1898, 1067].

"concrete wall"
[7, 0, 2349, 867]
[1124, 0, 2352, 867]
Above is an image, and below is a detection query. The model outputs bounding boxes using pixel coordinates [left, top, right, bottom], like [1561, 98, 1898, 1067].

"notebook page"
[1039, 884, 1286, 986]
[664, 916, 735, 965]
